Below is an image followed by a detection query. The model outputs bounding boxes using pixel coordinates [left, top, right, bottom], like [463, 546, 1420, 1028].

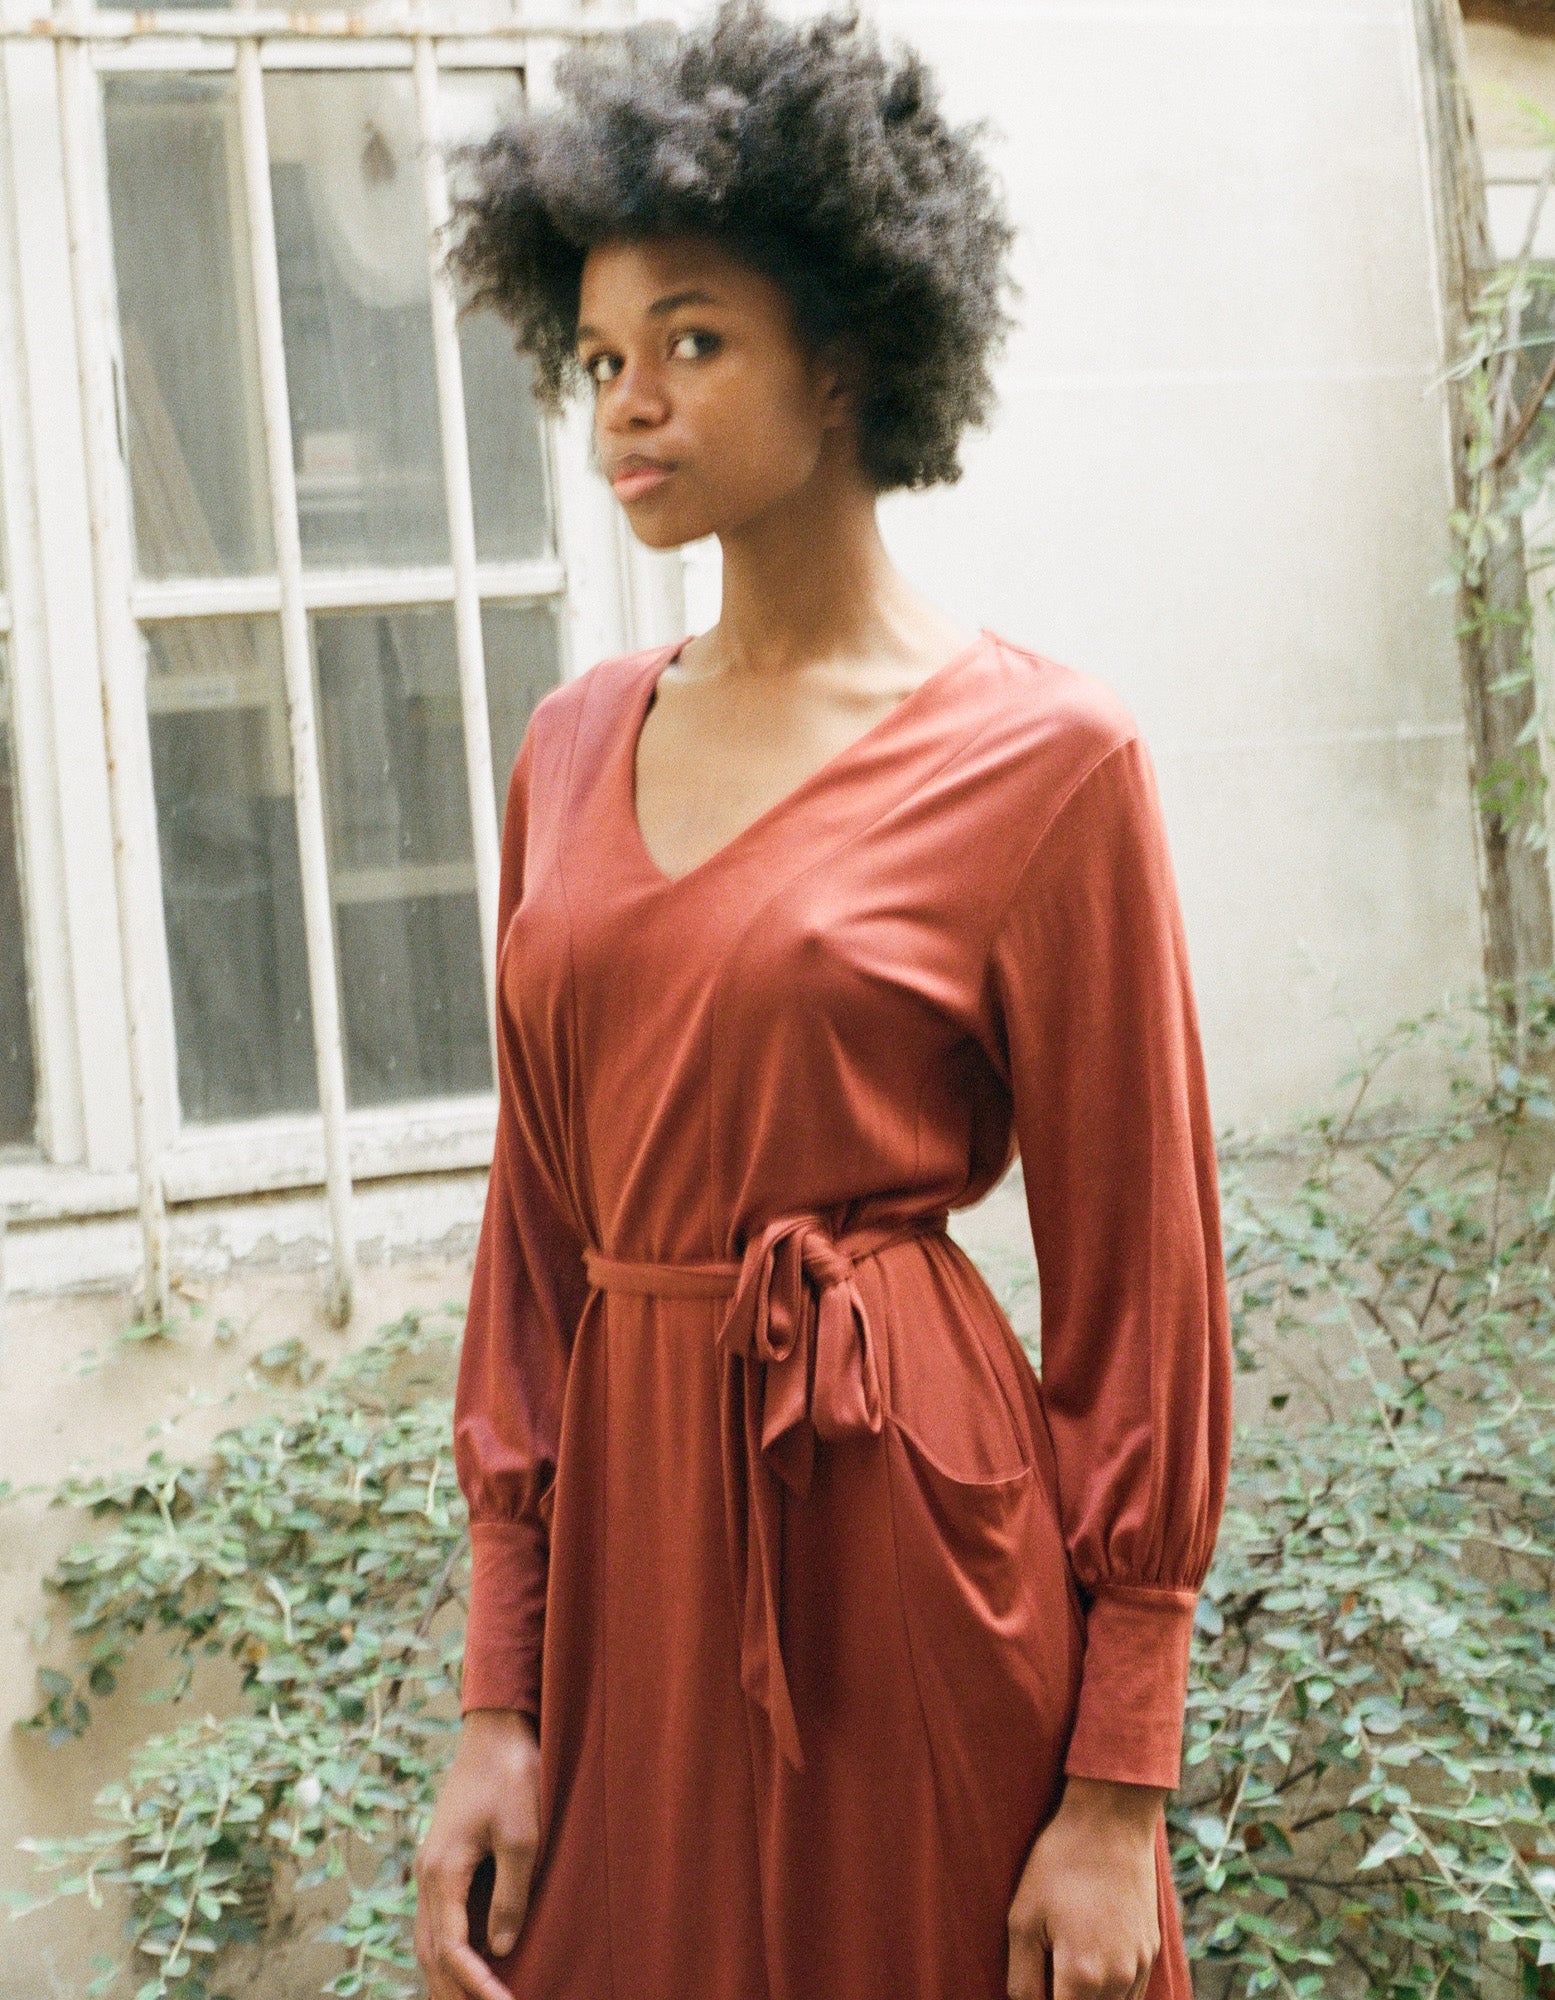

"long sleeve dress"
[451, 626, 1233, 2000]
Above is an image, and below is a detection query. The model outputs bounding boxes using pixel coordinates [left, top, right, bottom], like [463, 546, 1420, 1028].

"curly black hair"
[439, 0, 1018, 493]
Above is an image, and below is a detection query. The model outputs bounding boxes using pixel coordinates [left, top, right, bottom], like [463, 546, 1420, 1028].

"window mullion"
[415, 33, 499, 1071]
[1, 35, 138, 1178]
[57, 28, 172, 1314]
[523, 34, 630, 678]
[0, 48, 68, 1160]
[235, 36, 355, 1324]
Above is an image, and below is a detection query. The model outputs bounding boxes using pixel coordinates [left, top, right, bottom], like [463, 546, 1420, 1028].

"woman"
[414, 6, 1232, 1999]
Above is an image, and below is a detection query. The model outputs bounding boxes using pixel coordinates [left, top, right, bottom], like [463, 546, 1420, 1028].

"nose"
[601, 350, 670, 432]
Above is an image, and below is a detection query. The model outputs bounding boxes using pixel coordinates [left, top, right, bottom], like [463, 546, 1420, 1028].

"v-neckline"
[618, 629, 994, 892]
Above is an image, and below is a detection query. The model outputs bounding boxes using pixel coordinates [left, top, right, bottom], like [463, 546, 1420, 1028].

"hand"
[414, 1708, 542, 2000]
[1007, 1775, 1165, 2000]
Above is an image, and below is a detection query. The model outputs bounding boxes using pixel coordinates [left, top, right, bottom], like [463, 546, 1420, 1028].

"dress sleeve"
[985, 732, 1232, 1792]
[452, 727, 590, 1727]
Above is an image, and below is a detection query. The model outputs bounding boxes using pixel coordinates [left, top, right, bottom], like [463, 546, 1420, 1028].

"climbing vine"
[1446, 117, 1555, 861]
[3, 1309, 470, 2000]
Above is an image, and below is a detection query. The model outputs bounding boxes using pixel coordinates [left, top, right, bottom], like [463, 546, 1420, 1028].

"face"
[574, 234, 857, 549]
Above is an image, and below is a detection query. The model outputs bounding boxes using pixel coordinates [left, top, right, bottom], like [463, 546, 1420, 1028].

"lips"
[610, 459, 675, 501]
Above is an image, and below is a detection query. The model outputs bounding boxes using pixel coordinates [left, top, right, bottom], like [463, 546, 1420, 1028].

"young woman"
[413, 7, 1232, 1999]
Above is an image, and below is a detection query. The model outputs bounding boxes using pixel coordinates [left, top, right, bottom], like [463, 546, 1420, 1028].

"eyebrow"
[575, 288, 721, 345]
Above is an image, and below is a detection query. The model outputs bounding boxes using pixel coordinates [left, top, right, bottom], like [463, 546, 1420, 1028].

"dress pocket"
[886, 1411, 1038, 1632]
[883, 1405, 1081, 1923]
[874, 1244, 1034, 1489]
[867, 1238, 1082, 1725]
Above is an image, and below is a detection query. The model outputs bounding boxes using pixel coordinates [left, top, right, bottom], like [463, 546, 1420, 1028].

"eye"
[583, 351, 621, 386]
[669, 329, 720, 362]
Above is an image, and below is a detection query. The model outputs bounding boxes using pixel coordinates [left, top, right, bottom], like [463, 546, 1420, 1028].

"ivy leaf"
[1358, 1829, 1409, 1872]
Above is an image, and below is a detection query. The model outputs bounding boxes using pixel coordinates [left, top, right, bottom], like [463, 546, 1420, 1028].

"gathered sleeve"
[985, 731, 1232, 1792]
[452, 728, 590, 1727]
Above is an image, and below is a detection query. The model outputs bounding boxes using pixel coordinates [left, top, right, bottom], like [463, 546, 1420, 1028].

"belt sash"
[583, 1207, 950, 1771]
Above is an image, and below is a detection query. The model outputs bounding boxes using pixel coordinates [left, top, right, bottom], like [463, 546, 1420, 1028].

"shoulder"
[953, 632, 1150, 848]
[965, 637, 1182, 925]
[527, 645, 659, 745]
[971, 631, 1140, 771]
[517, 644, 665, 786]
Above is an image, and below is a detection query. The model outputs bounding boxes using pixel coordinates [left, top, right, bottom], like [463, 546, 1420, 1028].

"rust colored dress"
[452, 628, 1232, 2000]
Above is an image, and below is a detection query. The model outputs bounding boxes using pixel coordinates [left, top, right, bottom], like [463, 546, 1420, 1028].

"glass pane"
[482, 600, 563, 831]
[103, 76, 273, 580]
[144, 618, 318, 1123]
[440, 74, 555, 563]
[267, 74, 449, 569]
[311, 607, 490, 1105]
[1507, 262, 1555, 459]
[462, 316, 555, 562]
[0, 643, 37, 1150]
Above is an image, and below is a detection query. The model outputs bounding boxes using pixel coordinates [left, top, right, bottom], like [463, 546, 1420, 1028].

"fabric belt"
[582, 1207, 951, 1772]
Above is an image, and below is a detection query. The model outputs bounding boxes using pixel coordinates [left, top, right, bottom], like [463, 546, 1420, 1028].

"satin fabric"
[451, 629, 1233, 1999]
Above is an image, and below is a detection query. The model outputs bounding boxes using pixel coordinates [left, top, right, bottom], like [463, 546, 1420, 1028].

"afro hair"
[439, 0, 1018, 493]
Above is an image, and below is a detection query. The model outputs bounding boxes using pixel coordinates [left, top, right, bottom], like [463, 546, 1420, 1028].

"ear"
[813, 335, 866, 433]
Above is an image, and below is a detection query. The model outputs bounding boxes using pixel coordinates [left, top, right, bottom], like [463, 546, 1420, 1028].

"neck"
[706, 449, 935, 678]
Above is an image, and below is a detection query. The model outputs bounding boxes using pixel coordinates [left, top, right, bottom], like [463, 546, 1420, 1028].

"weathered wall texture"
[1465, 5, 1555, 146]
[671, 0, 1487, 1136]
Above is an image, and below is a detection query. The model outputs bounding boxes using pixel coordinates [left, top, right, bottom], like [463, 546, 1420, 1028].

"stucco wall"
[1464, 6, 1555, 146]
[665, 0, 1488, 1137]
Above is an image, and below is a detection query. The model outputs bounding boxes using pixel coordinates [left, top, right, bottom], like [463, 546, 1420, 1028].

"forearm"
[462, 1706, 539, 1750]
[1056, 1774, 1168, 1838]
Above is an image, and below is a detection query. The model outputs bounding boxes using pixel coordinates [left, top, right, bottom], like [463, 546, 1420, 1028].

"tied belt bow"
[583, 1207, 949, 1771]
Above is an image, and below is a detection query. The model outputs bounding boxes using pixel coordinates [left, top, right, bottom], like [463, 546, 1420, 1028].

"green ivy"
[1175, 976, 1555, 1997]
[1446, 113, 1555, 861]
[4, 1307, 471, 2000]
[10, 982, 1555, 1998]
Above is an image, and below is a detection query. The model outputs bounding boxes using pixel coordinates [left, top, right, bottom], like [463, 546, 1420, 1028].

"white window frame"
[1484, 147, 1555, 976]
[0, 0, 689, 1316]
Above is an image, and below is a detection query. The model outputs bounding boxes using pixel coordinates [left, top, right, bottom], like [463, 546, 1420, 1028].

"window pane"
[0, 643, 37, 1150]
[482, 600, 563, 830]
[104, 76, 273, 580]
[144, 618, 318, 1123]
[267, 75, 449, 569]
[312, 607, 490, 1105]
[440, 73, 556, 563]
[462, 315, 556, 562]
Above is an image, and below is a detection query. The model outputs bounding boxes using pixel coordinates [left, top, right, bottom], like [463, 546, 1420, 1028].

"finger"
[427, 1952, 483, 2000]
[442, 1938, 522, 2000]
[414, 1876, 462, 2000]
[1053, 1950, 1144, 2000]
[424, 1863, 518, 2000]
[422, 1918, 485, 2000]
[1050, 1941, 1122, 2000]
[486, 1840, 537, 1956]
[1005, 1930, 1041, 2000]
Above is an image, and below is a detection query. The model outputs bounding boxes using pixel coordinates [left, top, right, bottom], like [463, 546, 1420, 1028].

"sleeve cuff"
[460, 1518, 548, 1723]
[1062, 1584, 1198, 1790]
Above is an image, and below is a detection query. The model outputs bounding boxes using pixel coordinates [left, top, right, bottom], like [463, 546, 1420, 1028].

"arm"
[417, 728, 589, 2000]
[986, 734, 1232, 1998]
[452, 726, 591, 1731]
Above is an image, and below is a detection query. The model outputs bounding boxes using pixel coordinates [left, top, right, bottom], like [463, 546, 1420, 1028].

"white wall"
[647, 0, 1487, 1137]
